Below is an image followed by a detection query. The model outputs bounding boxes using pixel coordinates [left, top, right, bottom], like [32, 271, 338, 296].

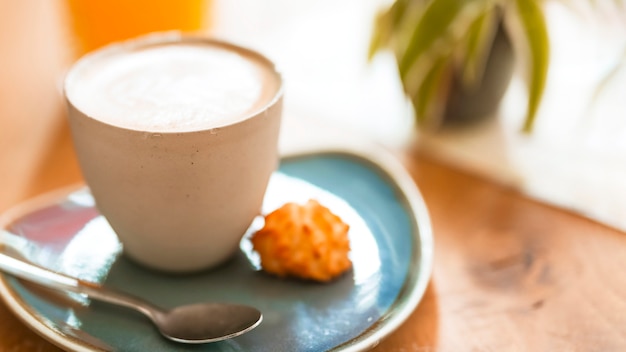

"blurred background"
[1, 0, 625, 232]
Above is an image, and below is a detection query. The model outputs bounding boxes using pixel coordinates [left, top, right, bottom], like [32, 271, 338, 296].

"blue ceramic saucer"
[0, 149, 433, 352]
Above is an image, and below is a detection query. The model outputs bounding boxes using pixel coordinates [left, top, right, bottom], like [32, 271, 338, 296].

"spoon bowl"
[154, 302, 262, 343]
[0, 251, 262, 343]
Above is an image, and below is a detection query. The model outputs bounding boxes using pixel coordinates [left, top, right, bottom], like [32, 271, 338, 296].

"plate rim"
[0, 144, 434, 352]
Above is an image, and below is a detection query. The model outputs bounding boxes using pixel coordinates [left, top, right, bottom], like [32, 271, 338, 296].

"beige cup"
[64, 34, 283, 273]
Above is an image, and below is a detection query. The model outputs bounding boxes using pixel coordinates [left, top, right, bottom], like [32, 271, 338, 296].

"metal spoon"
[0, 252, 262, 343]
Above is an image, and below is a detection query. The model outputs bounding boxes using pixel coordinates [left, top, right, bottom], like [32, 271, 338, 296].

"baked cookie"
[251, 199, 351, 282]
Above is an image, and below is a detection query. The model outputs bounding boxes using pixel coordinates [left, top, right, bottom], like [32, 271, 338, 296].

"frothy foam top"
[66, 42, 279, 132]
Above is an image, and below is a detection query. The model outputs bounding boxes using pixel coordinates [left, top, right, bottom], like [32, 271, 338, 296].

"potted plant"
[369, 0, 549, 133]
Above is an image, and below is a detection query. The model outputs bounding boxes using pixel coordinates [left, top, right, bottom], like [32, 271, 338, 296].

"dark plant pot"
[440, 25, 514, 129]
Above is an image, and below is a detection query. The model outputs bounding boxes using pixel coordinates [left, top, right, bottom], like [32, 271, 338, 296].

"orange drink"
[66, 0, 211, 54]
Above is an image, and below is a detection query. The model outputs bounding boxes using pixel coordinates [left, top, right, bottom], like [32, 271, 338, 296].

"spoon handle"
[0, 252, 159, 318]
[0, 251, 80, 291]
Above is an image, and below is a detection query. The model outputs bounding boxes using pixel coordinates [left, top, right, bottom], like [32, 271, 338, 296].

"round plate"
[0, 148, 433, 352]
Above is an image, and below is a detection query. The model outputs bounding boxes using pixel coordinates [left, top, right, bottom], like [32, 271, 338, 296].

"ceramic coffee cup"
[64, 33, 283, 272]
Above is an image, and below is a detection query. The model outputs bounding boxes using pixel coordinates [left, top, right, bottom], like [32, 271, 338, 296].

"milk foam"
[66, 42, 278, 132]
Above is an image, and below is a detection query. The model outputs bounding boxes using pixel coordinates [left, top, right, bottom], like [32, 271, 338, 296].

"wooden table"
[4, 123, 626, 352]
[2, 3, 626, 352]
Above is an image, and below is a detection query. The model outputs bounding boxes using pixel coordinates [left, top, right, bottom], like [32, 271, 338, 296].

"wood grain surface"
[3, 119, 626, 352]
[371, 150, 626, 352]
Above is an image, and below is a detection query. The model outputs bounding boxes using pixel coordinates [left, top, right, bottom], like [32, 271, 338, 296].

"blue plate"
[0, 150, 433, 352]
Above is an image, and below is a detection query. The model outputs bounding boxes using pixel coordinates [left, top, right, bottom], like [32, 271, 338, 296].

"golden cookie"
[251, 199, 351, 282]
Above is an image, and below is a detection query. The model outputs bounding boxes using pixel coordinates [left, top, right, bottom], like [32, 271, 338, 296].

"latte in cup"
[64, 34, 283, 272]
[67, 40, 280, 132]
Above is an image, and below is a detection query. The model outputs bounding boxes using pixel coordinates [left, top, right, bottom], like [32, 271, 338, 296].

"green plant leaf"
[368, 0, 412, 60]
[368, 11, 390, 60]
[398, 0, 476, 80]
[513, 0, 550, 133]
[461, 7, 497, 89]
[413, 56, 451, 127]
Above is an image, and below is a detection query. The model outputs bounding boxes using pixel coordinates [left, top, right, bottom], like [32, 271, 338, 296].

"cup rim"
[64, 31, 284, 135]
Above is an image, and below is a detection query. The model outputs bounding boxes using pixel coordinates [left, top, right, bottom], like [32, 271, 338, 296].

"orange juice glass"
[66, 0, 211, 54]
